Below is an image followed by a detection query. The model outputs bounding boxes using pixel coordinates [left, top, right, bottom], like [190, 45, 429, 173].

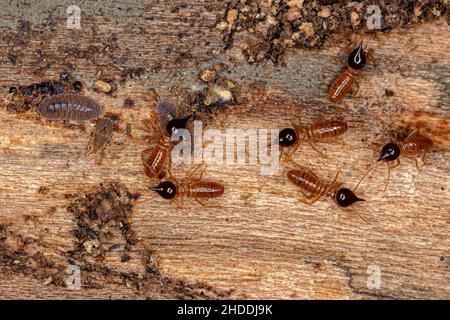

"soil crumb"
[218, 0, 448, 63]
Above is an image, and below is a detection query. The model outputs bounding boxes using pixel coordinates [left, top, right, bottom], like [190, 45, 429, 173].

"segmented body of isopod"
[87, 117, 114, 155]
[38, 94, 103, 120]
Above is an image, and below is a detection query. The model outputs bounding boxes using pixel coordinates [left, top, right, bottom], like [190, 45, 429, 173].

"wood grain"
[0, 1, 449, 299]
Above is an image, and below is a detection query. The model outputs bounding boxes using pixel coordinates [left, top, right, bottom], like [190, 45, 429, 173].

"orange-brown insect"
[288, 168, 367, 222]
[141, 101, 191, 179]
[356, 129, 434, 191]
[150, 164, 224, 208]
[328, 41, 371, 103]
[275, 120, 348, 160]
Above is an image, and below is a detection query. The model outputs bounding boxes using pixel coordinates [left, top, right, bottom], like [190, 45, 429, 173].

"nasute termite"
[141, 101, 192, 179]
[328, 41, 372, 103]
[355, 129, 434, 191]
[150, 164, 224, 208]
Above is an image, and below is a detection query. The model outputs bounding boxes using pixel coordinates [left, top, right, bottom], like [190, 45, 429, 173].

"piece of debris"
[94, 80, 112, 93]
[66, 183, 141, 262]
[219, 0, 448, 63]
[3, 73, 84, 114]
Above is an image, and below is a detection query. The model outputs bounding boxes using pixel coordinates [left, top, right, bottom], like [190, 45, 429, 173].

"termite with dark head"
[150, 164, 224, 208]
[274, 120, 348, 162]
[141, 101, 192, 179]
[355, 129, 433, 191]
[328, 41, 372, 103]
[288, 167, 368, 223]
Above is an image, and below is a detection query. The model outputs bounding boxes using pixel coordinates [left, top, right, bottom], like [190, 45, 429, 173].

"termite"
[328, 41, 371, 103]
[274, 120, 348, 161]
[355, 129, 433, 191]
[150, 164, 224, 208]
[288, 167, 367, 222]
[141, 101, 192, 179]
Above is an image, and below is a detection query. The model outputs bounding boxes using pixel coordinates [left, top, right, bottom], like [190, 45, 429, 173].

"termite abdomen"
[310, 120, 348, 139]
[287, 170, 321, 194]
[187, 182, 224, 198]
[38, 94, 103, 120]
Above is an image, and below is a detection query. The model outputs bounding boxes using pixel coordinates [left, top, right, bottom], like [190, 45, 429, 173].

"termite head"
[166, 114, 192, 136]
[378, 143, 400, 162]
[335, 188, 365, 207]
[278, 128, 297, 147]
[150, 181, 177, 200]
[348, 41, 366, 70]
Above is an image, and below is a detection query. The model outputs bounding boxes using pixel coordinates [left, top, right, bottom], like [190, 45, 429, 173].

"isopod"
[37, 94, 102, 120]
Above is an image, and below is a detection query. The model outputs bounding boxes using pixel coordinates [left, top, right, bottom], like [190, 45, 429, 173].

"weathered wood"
[0, 1, 449, 299]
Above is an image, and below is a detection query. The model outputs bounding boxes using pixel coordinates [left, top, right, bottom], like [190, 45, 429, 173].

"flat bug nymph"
[86, 117, 115, 157]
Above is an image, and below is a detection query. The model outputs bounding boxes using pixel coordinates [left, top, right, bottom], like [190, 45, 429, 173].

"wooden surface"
[0, 1, 449, 299]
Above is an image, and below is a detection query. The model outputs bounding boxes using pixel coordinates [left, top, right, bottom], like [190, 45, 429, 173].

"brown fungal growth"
[219, 0, 448, 63]
[66, 182, 141, 263]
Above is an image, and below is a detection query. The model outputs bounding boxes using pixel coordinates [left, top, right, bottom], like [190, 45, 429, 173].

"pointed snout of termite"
[181, 114, 193, 124]
[149, 186, 163, 193]
[358, 40, 364, 49]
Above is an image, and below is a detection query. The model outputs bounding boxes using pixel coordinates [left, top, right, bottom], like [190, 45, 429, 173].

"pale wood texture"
[0, 1, 449, 299]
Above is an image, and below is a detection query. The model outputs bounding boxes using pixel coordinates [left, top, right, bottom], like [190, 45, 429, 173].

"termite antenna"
[354, 162, 380, 191]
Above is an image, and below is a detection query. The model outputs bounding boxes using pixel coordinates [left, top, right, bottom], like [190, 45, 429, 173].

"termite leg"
[352, 81, 360, 98]
[405, 129, 419, 141]
[283, 142, 301, 164]
[330, 167, 341, 185]
[307, 139, 329, 159]
[187, 163, 204, 180]
[383, 159, 400, 192]
[176, 195, 185, 209]
[299, 193, 321, 205]
[404, 154, 419, 170]
[319, 139, 346, 146]
[167, 154, 181, 186]
[195, 198, 223, 208]
[421, 152, 430, 165]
